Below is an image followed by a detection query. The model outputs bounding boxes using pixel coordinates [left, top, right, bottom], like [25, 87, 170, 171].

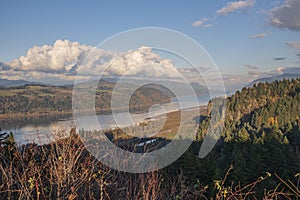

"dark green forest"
[168, 78, 300, 197]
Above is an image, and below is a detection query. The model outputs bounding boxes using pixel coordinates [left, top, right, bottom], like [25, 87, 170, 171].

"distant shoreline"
[0, 104, 208, 121]
[0, 111, 73, 120]
[0, 107, 161, 120]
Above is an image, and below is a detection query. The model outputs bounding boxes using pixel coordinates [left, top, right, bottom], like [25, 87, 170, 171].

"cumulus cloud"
[0, 62, 11, 71]
[105, 46, 179, 78]
[9, 39, 116, 73]
[287, 41, 300, 50]
[217, 0, 255, 16]
[0, 67, 91, 85]
[250, 33, 266, 39]
[270, 0, 300, 31]
[1, 39, 187, 84]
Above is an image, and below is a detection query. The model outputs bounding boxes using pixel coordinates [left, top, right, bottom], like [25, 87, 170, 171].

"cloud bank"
[1, 40, 183, 84]
[246, 66, 300, 78]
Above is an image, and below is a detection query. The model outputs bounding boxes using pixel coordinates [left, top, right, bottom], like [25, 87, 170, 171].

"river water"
[1, 95, 213, 144]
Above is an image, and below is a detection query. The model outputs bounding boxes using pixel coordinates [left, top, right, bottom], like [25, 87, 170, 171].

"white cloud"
[217, 0, 255, 16]
[250, 33, 267, 39]
[9, 40, 113, 73]
[0, 68, 91, 85]
[2, 39, 186, 84]
[104, 46, 180, 78]
[192, 20, 204, 27]
[287, 41, 300, 50]
[270, 0, 300, 31]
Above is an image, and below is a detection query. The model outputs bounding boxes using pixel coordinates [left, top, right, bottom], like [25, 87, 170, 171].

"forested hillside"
[0, 82, 171, 118]
[168, 78, 300, 197]
[200, 78, 300, 144]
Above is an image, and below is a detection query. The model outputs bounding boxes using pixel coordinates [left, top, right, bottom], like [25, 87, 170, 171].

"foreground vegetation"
[0, 78, 299, 199]
[0, 129, 299, 199]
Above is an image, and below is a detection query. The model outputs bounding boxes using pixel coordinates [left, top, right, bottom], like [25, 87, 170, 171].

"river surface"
[1, 94, 214, 144]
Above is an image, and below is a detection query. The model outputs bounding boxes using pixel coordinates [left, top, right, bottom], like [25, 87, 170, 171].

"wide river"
[1, 95, 213, 144]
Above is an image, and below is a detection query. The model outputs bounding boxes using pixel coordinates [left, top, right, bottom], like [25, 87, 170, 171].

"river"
[0, 94, 213, 144]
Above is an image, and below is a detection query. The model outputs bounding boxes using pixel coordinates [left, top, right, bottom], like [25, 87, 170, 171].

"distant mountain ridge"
[0, 78, 33, 87]
[0, 77, 209, 99]
[248, 73, 300, 87]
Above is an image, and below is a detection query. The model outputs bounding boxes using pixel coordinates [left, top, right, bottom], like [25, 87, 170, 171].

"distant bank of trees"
[0, 85, 170, 117]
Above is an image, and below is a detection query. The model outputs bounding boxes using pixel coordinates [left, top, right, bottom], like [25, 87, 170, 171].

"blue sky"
[0, 0, 300, 89]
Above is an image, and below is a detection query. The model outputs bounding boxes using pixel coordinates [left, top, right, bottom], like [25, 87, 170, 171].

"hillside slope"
[170, 78, 300, 196]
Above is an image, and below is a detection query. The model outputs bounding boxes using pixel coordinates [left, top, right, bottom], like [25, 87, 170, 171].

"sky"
[0, 0, 300, 90]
